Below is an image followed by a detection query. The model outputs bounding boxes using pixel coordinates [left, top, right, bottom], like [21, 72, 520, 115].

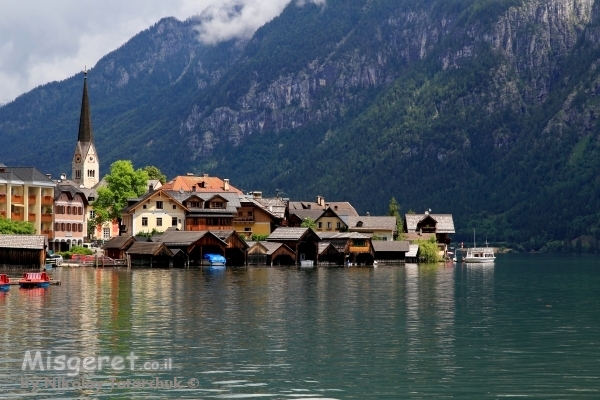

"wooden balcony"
[233, 216, 255, 222]
[0, 210, 6, 218]
[187, 225, 232, 231]
[41, 213, 53, 222]
[42, 229, 53, 239]
[349, 245, 371, 253]
[28, 213, 36, 222]
[0, 194, 6, 204]
[41, 196, 53, 205]
[28, 195, 37, 204]
[11, 195, 24, 204]
[11, 212, 23, 221]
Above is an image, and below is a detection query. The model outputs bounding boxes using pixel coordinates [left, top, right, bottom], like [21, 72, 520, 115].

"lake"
[1, 254, 600, 398]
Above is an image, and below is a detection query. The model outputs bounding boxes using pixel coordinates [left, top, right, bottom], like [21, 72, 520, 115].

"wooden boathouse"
[0, 234, 47, 269]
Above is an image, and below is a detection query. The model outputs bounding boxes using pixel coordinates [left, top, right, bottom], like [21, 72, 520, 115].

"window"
[211, 201, 224, 209]
[318, 222, 322, 229]
[327, 222, 332, 229]
[54, 223, 60, 231]
[78, 207, 83, 215]
[172, 205, 176, 210]
[143, 204, 147, 209]
[354, 239, 366, 247]
[247, 211, 253, 216]
[172, 217, 177, 227]
[142, 217, 148, 226]
[156, 201, 163, 209]
[90, 210, 95, 219]
[78, 224, 83, 232]
[336, 222, 341, 229]
[67, 223, 71, 232]
[189, 201, 200, 208]
[75, 170, 81, 179]
[103, 228, 110, 239]
[156, 217, 162, 227]
[244, 227, 251, 231]
[61, 223, 65, 231]
[67, 206, 71, 214]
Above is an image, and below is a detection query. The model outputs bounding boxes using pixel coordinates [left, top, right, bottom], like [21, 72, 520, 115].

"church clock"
[75, 155, 81, 162]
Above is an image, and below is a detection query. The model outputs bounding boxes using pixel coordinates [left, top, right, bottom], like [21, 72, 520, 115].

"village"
[0, 75, 455, 269]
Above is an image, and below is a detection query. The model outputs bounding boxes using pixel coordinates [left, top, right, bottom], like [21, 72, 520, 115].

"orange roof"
[161, 175, 242, 193]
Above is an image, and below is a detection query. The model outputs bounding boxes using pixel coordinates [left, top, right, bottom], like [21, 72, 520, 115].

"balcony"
[0, 193, 6, 204]
[41, 196, 53, 205]
[28, 213, 36, 222]
[349, 245, 370, 253]
[11, 195, 24, 204]
[0, 210, 5, 218]
[233, 216, 255, 222]
[41, 213, 53, 223]
[42, 229, 53, 239]
[11, 212, 23, 221]
[28, 195, 37, 205]
[187, 225, 232, 231]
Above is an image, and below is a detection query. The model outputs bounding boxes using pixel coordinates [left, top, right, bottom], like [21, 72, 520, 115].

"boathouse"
[246, 241, 296, 266]
[266, 227, 320, 265]
[102, 235, 136, 260]
[317, 242, 344, 266]
[211, 230, 249, 266]
[151, 230, 227, 267]
[372, 240, 410, 264]
[0, 234, 47, 269]
[126, 241, 174, 268]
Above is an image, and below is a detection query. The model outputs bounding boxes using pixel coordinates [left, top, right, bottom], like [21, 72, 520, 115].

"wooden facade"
[212, 230, 249, 266]
[247, 241, 296, 266]
[0, 235, 47, 269]
[152, 231, 228, 267]
[102, 236, 136, 260]
[266, 228, 320, 265]
[127, 242, 174, 268]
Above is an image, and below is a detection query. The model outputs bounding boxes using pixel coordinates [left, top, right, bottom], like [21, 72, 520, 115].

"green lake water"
[1, 254, 600, 398]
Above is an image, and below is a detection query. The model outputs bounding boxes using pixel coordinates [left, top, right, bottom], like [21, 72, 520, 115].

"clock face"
[75, 155, 81, 162]
[89, 156, 94, 162]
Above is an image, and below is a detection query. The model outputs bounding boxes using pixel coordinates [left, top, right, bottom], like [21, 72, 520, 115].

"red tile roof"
[161, 175, 242, 193]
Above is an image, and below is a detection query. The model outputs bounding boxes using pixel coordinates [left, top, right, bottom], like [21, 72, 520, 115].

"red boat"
[0, 274, 9, 291]
[18, 272, 50, 289]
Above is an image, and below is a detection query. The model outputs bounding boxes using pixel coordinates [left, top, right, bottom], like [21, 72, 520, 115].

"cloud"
[0, 0, 324, 104]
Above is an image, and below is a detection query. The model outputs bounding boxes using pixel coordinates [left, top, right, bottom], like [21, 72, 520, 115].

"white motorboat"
[463, 230, 495, 263]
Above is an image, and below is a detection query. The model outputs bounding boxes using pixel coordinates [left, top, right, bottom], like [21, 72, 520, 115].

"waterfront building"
[51, 183, 88, 251]
[346, 215, 397, 240]
[0, 165, 55, 237]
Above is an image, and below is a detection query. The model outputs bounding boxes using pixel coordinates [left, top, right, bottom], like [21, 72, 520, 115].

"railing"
[233, 216, 255, 222]
[11, 212, 23, 221]
[187, 225, 232, 231]
[28, 195, 37, 204]
[11, 195, 23, 204]
[349, 245, 370, 253]
[41, 196, 53, 205]
[28, 213, 36, 222]
[40, 213, 53, 222]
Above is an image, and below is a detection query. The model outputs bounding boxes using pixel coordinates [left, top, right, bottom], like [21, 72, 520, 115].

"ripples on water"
[1, 254, 600, 398]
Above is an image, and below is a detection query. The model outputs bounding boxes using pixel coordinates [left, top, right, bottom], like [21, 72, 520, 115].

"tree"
[388, 197, 405, 240]
[0, 217, 35, 234]
[144, 165, 167, 184]
[300, 217, 316, 229]
[418, 236, 441, 263]
[92, 160, 149, 236]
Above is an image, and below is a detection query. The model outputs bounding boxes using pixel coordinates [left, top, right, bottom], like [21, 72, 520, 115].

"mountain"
[2, 0, 600, 251]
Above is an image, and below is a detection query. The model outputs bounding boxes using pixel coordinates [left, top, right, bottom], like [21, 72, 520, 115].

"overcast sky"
[0, 0, 324, 105]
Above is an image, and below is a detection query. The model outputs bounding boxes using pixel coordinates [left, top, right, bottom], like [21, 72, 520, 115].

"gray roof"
[0, 234, 46, 250]
[372, 240, 410, 252]
[318, 242, 342, 255]
[252, 197, 287, 218]
[102, 236, 135, 250]
[252, 241, 295, 256]
[54, 183, 88, 204]
[347, 216, 397, 231]
[0, 167, 55, 187]
[288, 201, 358, 216]
[406, 244, 419, 257]
[152, 230, 227, 247]
[126, 242, 173, 256]
[289, 209, 324, 221]
[317, 231, 370, 240]
[267, 227, 317, 241]
[405, 214, 455, 234]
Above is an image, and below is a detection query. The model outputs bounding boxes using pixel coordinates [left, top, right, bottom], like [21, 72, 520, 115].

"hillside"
[2, 0, 600, 250]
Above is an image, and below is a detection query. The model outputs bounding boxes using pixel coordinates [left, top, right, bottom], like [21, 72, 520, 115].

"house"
[151, 230, 228, 267]
[178, 192, 241, 232]
[287, 209, 324, 227]
[126, 241, 174, 268]
[246, 241, 296, 266]
[233, 195, 281, 238]
[102, 235, 136, 260]
[403, 212, 455, 257]
[317, 242, 344, 266]
[51, 183, 89, 251]
[121, 189, 187, 236]
[372, 240, 410, 264]
[211, 230, 249, 266]
[288, 196, 358, 217]
[0, 165, 55, 238]
[346, 215, 397, 240]
[266, 227, 321, 265]
[160, 173, 242, 194]
[0, 234, 47, 269]
[314, 207, 348, 232]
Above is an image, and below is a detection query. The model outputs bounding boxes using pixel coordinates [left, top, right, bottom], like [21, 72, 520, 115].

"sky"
[0, 0, 325, 105]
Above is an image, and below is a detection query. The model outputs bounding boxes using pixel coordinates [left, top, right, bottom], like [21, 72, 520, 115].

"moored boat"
[462, 229, 496, 263]
[18, 272, 50, 289]
[0, 274, 10, 291]
[202, 253, 226, 267]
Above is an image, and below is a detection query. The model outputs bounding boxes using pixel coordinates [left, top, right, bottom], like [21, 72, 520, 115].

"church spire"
[77, 68, 94, 143]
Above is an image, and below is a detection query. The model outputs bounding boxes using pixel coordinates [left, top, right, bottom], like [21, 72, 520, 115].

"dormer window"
[356, 221, 363, 227]
[211, 201, 225, 209]
[199, 181, 207, 188]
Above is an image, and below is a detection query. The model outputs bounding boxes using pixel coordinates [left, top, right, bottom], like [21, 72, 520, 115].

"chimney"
[366, 212, 370, 217]
[186, 172, 194, 176]
[316, 195, 324, 206]
[45, 174, 51, 179]
[149, 184, 154, 191]
[224, 179, 230, 191]
[60, 173, 67, 180]
[325, 203, 330, 209]
[203, 173, 209, 178]
[192, 185, 196, 192]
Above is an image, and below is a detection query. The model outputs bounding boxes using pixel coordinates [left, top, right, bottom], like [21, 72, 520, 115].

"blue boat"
[202, 253, 226, 267]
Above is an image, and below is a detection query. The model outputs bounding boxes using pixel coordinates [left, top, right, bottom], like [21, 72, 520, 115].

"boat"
[202, 253, 226, 267]
[300, 260, 315, 268]
[18, 272, 51, 288]
[0, 274, 10, 291]
[463, 230, 496, 263]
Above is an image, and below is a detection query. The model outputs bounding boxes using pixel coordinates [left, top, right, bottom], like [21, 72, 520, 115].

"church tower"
[72, 70, 99, 188]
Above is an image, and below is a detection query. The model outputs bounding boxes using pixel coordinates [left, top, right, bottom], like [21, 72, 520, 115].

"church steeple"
[77, 69, 93, 143]
[72, 69, 99, 189]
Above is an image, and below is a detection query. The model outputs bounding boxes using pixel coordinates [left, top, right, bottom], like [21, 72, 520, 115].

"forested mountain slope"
[2, 0, 600, 250]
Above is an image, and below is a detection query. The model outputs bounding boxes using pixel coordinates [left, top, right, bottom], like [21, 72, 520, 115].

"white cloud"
[0, 0, 325, 104]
